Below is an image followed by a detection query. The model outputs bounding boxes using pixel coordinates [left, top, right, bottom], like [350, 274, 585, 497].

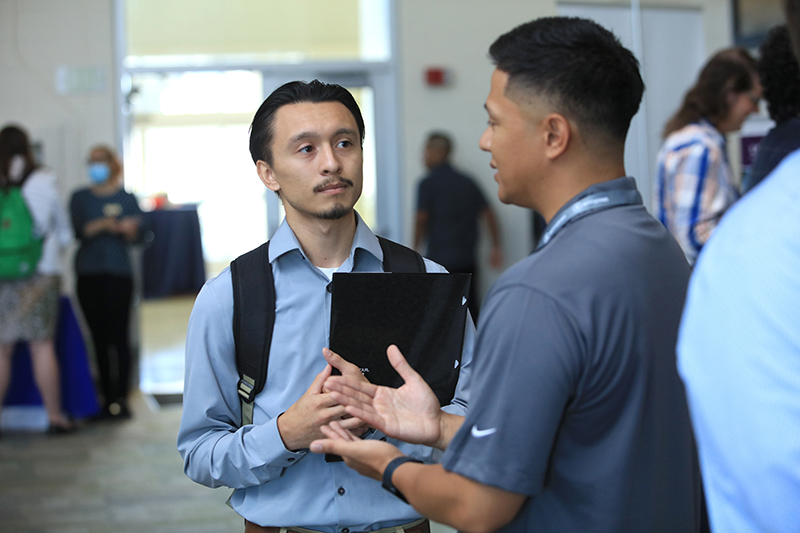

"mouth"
[314, 177, 354, 194]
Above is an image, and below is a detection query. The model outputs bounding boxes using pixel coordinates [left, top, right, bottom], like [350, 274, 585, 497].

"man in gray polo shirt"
[310, 16, 704, 532]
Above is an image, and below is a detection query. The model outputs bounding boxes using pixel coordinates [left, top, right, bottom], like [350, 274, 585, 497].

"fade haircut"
[759, 25, 800, 123]
[249, 80, 365, 166]
[489, 17, 644, 145]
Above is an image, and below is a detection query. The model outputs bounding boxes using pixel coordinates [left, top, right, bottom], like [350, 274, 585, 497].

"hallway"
[0, 296, 241, 532]
[0, 392, 241, 532]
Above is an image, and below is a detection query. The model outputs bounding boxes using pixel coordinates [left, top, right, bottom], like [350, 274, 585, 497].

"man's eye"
[299, 145, 314, 154]
[337, 140, 352, 148]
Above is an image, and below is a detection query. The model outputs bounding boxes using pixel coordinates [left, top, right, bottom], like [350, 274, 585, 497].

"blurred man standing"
[414, 132, 502, 319]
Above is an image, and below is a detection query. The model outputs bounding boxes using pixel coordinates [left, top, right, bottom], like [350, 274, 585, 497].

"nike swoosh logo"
[471, 425, 497, 438]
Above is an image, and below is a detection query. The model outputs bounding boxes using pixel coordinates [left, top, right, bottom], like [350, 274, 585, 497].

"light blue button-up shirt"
[178, 214, 474, 531]
[678, 151, 800, 532]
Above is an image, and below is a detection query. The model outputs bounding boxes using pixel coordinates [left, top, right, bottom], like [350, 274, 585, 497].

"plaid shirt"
[655, 120, 739, 265]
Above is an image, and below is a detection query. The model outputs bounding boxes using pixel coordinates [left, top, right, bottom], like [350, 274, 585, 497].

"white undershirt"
[317, 266, 340, 281]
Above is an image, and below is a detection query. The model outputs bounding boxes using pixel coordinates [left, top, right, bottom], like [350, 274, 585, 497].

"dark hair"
[426, 132, 453, 157]
[663, 47, 758, 136]
[786, 0, 800, 60]
[0, 124, 38, 187]
[249, 79, 365, 166]
[759, 25, 800, 123]
[489, 17, 644, 145]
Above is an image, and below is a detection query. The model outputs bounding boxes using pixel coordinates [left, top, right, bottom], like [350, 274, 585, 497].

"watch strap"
[382, 456, 423, 503]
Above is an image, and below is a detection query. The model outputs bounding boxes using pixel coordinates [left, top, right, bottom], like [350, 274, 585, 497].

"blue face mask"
[88, 162, 111, 184]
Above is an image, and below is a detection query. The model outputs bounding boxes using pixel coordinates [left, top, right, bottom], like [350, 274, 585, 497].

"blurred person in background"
[0, 124, 74, 434]
[70, 145, 143, 421]
[414, 132, 502, 320]
[655, 47, 761, 265]
[741, 24, 800, 194]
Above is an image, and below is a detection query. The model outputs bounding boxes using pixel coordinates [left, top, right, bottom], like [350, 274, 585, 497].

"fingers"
[322, 420, 358, 441]
[387, 345, 423, 385]
[306, 363, 333, 395]
[324, 375, 378, 399]
[336, 415, 368, 432]
[323, 348, 363, 378]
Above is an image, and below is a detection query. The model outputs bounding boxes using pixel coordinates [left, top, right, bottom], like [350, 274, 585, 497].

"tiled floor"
[0, 296, 242, 532]
[0, 295, 454, 533]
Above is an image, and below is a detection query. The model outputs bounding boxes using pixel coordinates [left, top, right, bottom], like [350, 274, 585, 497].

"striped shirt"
[655, 120, 739, 265]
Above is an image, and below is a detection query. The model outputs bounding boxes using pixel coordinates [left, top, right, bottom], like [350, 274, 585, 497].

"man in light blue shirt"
[677, 3, 800, 529]
[177, 80, 473, 532]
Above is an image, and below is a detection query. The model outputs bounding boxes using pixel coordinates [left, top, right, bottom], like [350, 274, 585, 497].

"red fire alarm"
[425, 67, 448, 86]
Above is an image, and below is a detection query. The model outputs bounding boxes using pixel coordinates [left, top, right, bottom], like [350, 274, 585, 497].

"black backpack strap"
[377, 236, 426, 273]
[230, 241, 274, 426]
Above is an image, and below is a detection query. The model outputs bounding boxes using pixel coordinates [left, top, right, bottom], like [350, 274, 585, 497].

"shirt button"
[342, 529, 350, 533]
[338, 486, 345, 496]
[326, 282, 333, 293]
[380, 437, 387, 442]
[288, 458, 295, 462]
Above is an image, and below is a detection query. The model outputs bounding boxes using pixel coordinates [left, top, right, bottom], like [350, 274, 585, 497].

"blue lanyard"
[537, 188, 642, 250]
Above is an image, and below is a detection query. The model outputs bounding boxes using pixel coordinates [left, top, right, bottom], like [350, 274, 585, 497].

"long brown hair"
[663, 47, 758, 137]
[0, 125, 38, 188]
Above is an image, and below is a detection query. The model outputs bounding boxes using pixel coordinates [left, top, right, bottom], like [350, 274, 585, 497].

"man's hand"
[310, 421, 404, 481]
[277, 349, 371, 451]
[324, 345, 460, 449]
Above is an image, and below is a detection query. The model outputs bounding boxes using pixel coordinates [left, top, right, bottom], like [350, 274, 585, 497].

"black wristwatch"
[382, 456, 423, 503]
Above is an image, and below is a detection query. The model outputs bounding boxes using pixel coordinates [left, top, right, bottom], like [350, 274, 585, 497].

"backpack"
[0, 185, 43, 279]
[230, 237, 426, 426]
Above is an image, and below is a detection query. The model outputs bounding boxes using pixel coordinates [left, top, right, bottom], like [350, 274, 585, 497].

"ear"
[256, 160, 281, 193]
[542, 113, 571, 160]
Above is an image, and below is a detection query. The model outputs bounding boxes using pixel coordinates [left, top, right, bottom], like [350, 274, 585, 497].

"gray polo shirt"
[442, 177, 703, 532]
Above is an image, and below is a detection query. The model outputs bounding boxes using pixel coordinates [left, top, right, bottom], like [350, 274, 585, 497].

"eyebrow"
[288, 128, 359, 145]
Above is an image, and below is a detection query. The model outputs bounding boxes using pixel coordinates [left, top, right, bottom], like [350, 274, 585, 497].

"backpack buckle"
[237, 376, 257, 403]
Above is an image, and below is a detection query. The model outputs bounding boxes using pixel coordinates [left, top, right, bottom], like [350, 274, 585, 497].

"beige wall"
[0, 0, 735, 297]
[0, 0, 117, 202]
[396, 0, 734, 297]
[396, 0, 559, 296]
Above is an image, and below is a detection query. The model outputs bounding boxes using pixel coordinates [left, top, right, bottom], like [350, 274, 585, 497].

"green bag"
[0, 186, 43, 279]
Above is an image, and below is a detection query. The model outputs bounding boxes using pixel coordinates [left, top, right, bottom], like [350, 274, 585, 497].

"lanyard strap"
[537, 188, 642, 250]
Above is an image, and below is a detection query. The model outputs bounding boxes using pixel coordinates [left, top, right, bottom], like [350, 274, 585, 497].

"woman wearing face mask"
[0, 124, 74, 433]
[70, 145, 143, 420]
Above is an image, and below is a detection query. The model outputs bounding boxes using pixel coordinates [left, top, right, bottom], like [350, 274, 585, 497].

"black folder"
[329, 272, 471, 407]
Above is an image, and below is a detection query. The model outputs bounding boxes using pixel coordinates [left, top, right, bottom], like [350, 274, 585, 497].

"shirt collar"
[548, 176, 642, 224]
[267, 211, 384, 264]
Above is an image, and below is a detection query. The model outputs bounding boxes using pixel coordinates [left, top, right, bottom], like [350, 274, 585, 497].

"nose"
[479, 126, 492, 153]
[319, 144, 342, 175]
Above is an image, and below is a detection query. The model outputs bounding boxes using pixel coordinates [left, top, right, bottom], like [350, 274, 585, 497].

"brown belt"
[244, 518, 430, 533]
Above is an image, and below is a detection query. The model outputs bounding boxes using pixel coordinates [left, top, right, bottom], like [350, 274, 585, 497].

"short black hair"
[489, 17, 644, 145]
[759, 25, 800, 123]
[426, 132, 452, 156]
[249, 80, 365, 166]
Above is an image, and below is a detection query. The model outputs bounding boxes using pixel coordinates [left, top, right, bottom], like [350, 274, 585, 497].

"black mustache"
[313, 177, 354, 193]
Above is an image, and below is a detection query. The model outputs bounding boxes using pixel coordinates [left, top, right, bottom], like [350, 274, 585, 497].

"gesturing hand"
[323, 345, 448, 448]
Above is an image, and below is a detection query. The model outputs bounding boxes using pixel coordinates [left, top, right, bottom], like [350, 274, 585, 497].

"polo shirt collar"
[553, 176, 642, 220]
